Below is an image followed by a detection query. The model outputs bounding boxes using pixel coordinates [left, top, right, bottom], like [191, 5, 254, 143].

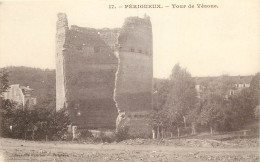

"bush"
[79, 129, 93, 138]
[99, 131, 115, 143]
[115, 126, 129, 142]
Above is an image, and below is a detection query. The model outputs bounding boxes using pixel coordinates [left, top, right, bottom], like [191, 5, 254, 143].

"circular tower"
[115, 15, 153, 137]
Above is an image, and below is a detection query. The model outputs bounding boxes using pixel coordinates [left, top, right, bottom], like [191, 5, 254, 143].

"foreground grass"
[0, 137, 259, 162]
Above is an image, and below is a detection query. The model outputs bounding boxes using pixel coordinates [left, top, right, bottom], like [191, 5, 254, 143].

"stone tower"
[56, 14, 153, 136]
[56, 13, 119, 129]
[115, 16, 153, 136]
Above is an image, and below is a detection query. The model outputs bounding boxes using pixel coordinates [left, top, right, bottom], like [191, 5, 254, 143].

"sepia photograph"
[0, 0, 259, 161]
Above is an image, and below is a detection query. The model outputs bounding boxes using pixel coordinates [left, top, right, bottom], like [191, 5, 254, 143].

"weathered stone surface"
[56, 13, 68, 112]
[56, 13, 118, 129]
[56, 14, 153, 135]
[115, 16, 153, 136]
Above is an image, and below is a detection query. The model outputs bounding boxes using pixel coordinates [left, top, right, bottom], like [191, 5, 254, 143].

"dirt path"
[0, 138, 259, 162]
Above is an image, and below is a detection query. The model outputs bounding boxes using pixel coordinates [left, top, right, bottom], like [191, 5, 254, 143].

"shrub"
[115, 126, 129, 142]
[99, 131, 115, 143]
[79, 129, 93, 138]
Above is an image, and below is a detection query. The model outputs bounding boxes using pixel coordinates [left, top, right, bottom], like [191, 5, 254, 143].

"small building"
[228, 76, 252, 97]
[194, 75, 253, 100]
[3, 84, 37, 109]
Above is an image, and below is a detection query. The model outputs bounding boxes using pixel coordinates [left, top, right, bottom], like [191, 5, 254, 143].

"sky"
[0, 0, 259, 78]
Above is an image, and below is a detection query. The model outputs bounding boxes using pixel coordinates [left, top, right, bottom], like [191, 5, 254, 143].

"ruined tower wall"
[56, 14, 153, 134]
[115, 16, 153, 136]
[56, 13, 68, 111]
[56, 14, 118, 129]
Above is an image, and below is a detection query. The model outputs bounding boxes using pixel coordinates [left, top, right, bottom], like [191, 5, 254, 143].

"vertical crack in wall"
[114, 16, 153, 136]
[113, 50, 125, 129]
[113, 50, 120, 112]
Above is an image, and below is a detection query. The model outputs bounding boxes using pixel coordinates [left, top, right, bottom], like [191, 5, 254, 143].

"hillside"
[3, 66, 55, 110]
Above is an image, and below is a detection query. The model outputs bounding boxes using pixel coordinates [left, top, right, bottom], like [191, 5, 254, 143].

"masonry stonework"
[56, 13, 153, 135]
[115, 16, 153, 136]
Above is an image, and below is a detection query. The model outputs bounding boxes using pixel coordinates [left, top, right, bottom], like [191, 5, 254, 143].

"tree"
[228, 73, 260, 130]
[150, 109, 170, 139]
[197, 73, 260, 132]
[197, 74, 240, 133]
[249, 73, 260, 108]
[0, 67, 71, 140]
[0, 68, 11, 137]
[186, 102, 201, 134]
[50, 108, 71, 140]
[228, 88, 254, 130]
[164, 64, 197, 136]
[153, 79, 170, 111]
[152, 79, 171, 138]
[199, 93, 224, 134]
[0, 99, 16, 137]
[0, 68, 9, 97]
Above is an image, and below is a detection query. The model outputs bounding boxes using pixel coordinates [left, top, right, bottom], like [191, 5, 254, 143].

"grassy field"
[0, 136, 259, 162]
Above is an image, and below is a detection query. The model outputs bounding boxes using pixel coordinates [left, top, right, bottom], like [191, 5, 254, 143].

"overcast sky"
[0, 0, 259, 78]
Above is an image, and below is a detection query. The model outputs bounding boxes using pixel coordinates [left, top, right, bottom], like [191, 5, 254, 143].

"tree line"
[0, 68, 69, 140]
[0, 66, 259, 140]
[151, 64, 260, 138]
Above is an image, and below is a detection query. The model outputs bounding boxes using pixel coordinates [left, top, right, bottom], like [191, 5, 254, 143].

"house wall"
[3, 84, 24, 105]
